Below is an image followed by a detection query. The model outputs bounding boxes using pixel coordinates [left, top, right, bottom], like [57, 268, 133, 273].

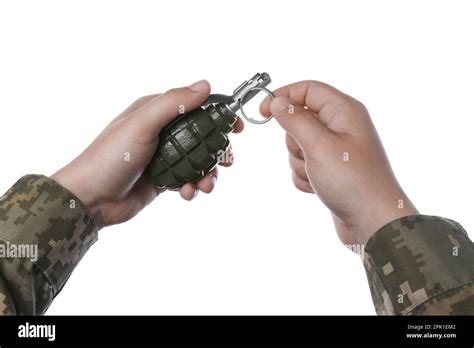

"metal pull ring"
[238, 87, 275, 125]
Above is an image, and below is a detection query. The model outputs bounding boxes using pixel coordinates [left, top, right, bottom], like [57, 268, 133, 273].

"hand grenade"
[145, 72, 274, 189]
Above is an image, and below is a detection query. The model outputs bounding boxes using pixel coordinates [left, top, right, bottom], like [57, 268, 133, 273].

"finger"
[289, 154, 309, 182]
[269, 96, 333, 153]
[292, 172, 314, 194]
[128, 80, 211, 142]
[286, 133, 304, 160]
[129, 175, 160, 208]
[154, 186, 166, 196]
[260, 80, 350, 119]
[179, 182, 199, 201]
[259, 95, 273, 118]
[233, 117, 245, 133]
[218, 147, 234, 167]
[196, 168, 218, 193]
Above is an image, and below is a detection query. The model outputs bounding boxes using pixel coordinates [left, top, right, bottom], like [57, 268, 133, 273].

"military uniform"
[0, 175, 97, 315]
[0, 175, 473, 315]
[364, 215, 474, 314]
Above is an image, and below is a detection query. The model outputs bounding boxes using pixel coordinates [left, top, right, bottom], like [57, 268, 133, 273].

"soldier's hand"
[260, 81, 418, 246]
[51, 80, 244, 228]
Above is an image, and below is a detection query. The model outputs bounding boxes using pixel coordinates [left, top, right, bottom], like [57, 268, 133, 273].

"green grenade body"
[145, 103, 236, 189]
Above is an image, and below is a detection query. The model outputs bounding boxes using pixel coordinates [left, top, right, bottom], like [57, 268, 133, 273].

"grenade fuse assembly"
[145, 72, 274, 189]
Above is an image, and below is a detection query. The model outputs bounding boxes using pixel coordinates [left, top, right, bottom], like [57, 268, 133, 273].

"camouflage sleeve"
[0, 175, 98, 315]
[363, 215, 474, 315]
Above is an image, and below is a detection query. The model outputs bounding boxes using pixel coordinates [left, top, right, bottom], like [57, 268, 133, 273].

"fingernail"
[211, 175, 217, 185]
[192, 189, 199, 199]
[189, 80, 210, 92]
[270, 96, 292, 113]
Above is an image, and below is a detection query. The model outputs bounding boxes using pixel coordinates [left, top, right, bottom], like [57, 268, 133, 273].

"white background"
[1, 0, 473, 315]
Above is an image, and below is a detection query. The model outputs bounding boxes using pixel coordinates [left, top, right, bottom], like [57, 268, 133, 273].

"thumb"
[270, 96, 331, 152]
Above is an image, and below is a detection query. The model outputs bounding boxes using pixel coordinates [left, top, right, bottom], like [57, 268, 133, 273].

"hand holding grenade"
[145, 73, 274, 189]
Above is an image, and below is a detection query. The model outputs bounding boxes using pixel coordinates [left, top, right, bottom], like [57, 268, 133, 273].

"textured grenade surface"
[146, 104, 236, 189]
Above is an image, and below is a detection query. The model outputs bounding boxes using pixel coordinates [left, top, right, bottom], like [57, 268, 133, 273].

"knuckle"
[342, 94, 368, 113]
[134, 95, 148, 104]
[164, 87, 184, 99]
[286, 138, 301, 156]
[293, 175, 309, 193]
[351, 98, 368, 113]
[293, 181, 302, 191]
[286, 144, 300, 159]
[296, 166, 307, 180]
[289, 157, 308, 180]
[306, 79, 322, 87]
[292, 175, 301, 189]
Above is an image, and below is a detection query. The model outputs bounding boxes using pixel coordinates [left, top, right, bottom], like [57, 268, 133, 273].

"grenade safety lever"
[145, 72, 274, 189]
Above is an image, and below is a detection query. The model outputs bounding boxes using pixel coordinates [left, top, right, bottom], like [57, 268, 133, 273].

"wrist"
[51, 165, 104, 229]
[356, 192, 418, 245]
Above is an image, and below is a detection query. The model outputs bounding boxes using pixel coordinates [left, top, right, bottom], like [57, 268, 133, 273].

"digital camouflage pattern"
[0, 175, 98, 314]
[364, 215, 474, 315]
[0, 177, 473, 315]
